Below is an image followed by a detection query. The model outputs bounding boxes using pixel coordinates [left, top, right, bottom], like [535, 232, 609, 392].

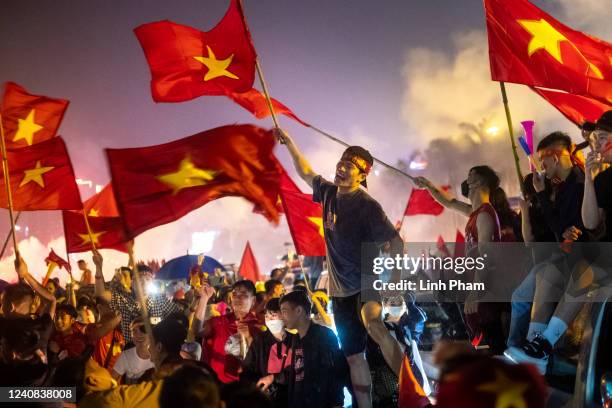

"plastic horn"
[518, 136, 541, 173]
[521, 121, 535, 171]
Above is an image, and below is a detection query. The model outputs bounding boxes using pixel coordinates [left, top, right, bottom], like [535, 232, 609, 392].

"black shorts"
[332, 292, 371, 357]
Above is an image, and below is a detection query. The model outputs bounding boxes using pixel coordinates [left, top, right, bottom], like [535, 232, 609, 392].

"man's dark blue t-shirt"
[312, 175, 399, 297]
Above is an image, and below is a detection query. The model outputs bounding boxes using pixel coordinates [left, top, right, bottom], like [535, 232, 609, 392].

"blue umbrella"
[155, 255, 225, 281]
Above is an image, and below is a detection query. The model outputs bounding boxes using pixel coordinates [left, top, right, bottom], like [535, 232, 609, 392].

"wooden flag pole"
[307, 124, 417, 182]
[0, 211, 20, 260]
[0, 113, 19, 257]
[129, 244, 158, 364]
[82, 210, 97, 251]
[254, 60, 280, 130]
[296, 255, 331, 326]
[499, 82, 525, 196]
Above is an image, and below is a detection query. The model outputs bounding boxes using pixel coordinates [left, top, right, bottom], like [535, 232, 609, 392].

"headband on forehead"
[538, 145, 585, 171]
[341, 152, 372, 175]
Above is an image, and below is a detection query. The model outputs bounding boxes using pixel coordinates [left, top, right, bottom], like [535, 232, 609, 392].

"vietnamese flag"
[0, 136, 81, 210]
[83, 183, 120, 217]
[225, 88, 309, 126]
[252, 163, 302, 217]
[1, 82, 69, 150]
[42, 249, 72, 286]
[63, 210, 129, 253]
[45, 249, 71, 273]
[404, 187, 448, 216]
[531, 87, 612, 126]
[280, 186, 326, 257]
[484, 0, 612, 104]
[238, 241, 261, 282]
[134, 0, 256, 102]
[106, 124, 282, 238]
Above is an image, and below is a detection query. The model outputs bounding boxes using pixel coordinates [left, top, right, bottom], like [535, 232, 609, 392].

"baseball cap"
[595, 110, 612, 132]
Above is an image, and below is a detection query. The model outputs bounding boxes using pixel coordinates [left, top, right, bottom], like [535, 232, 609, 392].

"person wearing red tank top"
[415, 165, 513, 354]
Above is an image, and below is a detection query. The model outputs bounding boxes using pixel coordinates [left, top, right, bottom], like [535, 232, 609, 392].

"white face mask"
[386, 306, 405, 318]
[266, 319, 285, 334]
[77, 310, 96, 324]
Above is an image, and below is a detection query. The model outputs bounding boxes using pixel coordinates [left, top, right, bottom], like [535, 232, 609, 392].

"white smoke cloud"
[400, 30, 576, 150]
[554, 0, 612, 38]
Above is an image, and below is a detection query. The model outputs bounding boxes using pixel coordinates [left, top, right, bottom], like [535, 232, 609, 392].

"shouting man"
[276, 128, 403, 408]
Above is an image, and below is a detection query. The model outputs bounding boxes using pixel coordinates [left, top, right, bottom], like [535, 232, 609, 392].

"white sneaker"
[503, 341, 549, 375]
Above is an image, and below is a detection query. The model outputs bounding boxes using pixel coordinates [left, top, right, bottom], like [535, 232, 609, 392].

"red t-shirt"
[202, 312, 263, 383]
[51, 323, 92, 358]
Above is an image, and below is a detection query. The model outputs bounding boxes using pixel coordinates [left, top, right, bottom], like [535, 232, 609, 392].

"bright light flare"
[486, 126, 500, 136]
[146, 281, 159, 295]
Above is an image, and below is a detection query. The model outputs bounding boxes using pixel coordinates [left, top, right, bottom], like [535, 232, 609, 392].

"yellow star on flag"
[88, 208, 100, 217]
[19, 161, 54, 188]
[476, 369, 530, 408]
[156, 156, 218, 194]
[78, 230, 106, 246]
[518, 19, 568, 63]
[193, 46, 239, 81]
[307, 216, 325, 237]
[13, 109, 44, 146]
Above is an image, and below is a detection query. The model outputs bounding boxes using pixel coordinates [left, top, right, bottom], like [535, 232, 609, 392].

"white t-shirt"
[112, 347, 155, 383]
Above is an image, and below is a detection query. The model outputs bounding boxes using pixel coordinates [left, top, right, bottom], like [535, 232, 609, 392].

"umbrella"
[155, 255, 225, 281]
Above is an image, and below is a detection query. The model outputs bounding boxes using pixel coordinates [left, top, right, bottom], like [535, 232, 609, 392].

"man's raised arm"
[274, 128, 318, 188]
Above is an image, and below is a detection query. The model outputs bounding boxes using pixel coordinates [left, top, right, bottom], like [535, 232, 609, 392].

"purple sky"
[0, 0, 570, 274]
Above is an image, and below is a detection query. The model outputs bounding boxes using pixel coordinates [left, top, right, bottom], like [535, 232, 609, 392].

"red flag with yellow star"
[531, 87, 612, 126]
[83, 183, 120, 217]
[279, 181, 326, 257]
[106, 124, 282, 238]
[1, 82, 70, 150]
[62, 210, 129, 253]
[225, 89, 310, 126]
[0, 136, 81, 210]
[134, 0, 256, 102]
[484, 0, 612, 104]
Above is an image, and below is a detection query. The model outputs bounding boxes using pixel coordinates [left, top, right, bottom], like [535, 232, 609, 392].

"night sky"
[0, 0, 583, 277]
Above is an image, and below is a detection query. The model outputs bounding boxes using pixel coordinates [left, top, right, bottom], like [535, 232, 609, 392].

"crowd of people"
[0, 110, 611, 407]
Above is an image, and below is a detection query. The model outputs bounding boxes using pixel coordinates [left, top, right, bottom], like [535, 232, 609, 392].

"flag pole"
[254, 60, 280, 130]
[499, 82, 525, 195]
[128, 244, 159, 364]
[296, 255, 331, 326]
[0, 211, 21, 260]
[307, 124, 417, 182]
[81, 210, 97, 251]
[0, 113, 19, 257]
